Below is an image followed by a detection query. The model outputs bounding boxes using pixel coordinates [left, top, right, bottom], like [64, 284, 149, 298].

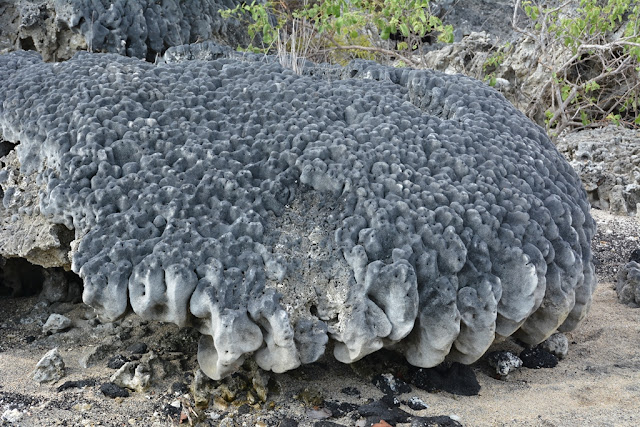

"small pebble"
[107, 354, 129, 369]
[306, 407, 332, 420]
[406, 396, 428, 410]
[127, 342, 148, 354]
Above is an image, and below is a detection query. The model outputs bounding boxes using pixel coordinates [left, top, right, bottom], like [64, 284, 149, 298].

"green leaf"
[400, 22, 410, 37]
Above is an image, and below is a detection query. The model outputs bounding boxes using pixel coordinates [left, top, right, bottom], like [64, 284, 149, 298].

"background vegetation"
[222, 0, 639, 135]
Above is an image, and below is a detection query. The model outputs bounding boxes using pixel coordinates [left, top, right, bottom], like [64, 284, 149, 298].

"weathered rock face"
[0, 150, 73, 269]
[557, 127, 640, 216]
[0, 46, 596, 380]
[0, 0, 247, 62]
[616, 261, 640, 307]
[420, 32, 556, 126]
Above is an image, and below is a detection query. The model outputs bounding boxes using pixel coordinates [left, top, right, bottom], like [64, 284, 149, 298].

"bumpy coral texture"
[0, 49, 596, 379]
[52, 0, 246, 59]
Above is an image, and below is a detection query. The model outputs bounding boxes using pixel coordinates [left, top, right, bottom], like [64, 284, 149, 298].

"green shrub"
[221, 0, 453, 71]
[515, 0, 640, 136]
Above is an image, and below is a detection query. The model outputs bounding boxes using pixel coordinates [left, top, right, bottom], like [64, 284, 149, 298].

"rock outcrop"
[0, 0, 247, 62]
[557, 126, 640, 216]
[0, 46, 596, 379]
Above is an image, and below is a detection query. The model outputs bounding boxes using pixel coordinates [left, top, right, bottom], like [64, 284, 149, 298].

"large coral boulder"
[0, 47, 596, 379]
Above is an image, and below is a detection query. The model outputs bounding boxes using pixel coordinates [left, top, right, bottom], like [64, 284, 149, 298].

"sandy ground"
[1, 209, 639, 427]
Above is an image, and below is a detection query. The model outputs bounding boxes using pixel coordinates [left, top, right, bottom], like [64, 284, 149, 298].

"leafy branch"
[513, 0, 640, 137]
[221, 0, 453, 71]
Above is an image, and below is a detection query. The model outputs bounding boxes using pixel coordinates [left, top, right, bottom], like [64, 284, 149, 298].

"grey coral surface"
[52, 0, 247, 59]
[0, 47, 596, 380]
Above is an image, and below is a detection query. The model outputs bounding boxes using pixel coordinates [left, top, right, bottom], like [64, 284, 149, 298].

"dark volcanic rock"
[372, 373, 412, 396]
[408, 363, 480, 396]
[411, 415, 464, 427]
[100, 383, 130, 398]
[107, 354, 129, 370]
[57, 379, 96, 392]
[358, 399, 411, 425]
[520, 347, 559, 369]
[127, 342, 148, 354]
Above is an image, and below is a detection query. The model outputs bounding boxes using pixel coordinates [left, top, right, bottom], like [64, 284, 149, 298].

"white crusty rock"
[0, 44, 597, 380]
[42, 313, 72, 334]
[616, 261, 640, 307]
[110, 361, 151, 392]
[33, 348, 65, 383]
[540, 332, 569, 360]
[487, 351, 523, 377]
[1, 409, 24, 424]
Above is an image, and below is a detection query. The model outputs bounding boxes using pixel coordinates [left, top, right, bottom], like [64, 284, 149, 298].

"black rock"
[237, 404, 252, 415]
[100, 382, 129, 398]
[278, 418, 299, 427]
[372, 373, 412, 396]
[405, 397, 428, 411]
[171, 381, 189, 395]
[411, 415, 463, 427]
[25, 336, 36, 343]
[127, 342, 148, 354]
[629, 248, 640, 263]
[408, 363, 480, 396]
[358, 399, 411, 426]
[520, 347, 559, 369]
[381, 394, 400, 408]
[313, 422, 344, 427]
[107, 354, 129, 369]
[162, 403, 181, 417]
[57, 379, 96, 392]
[324, 401, 360, 417]
[340, 386, 360, 397]
[486, 351, 523, 377]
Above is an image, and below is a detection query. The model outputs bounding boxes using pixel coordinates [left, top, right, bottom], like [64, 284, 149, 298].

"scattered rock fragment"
[191, 369, 217, 407]
[72, 402, 92, 411]
[278, 418, 299, 427]
[171, 381, 189, 395]
[127, 342, 148, 354]
[357, 399, 411, 426]
[520, 347, 559, 369]
[306, 407, 332, 420]
[99, 382, 129, 398]
[251, 366, 270, 403]
[411, 415, 464, 426]
[372, 373, 412, 396]
[33, 348, 65, 383]
[616, 261, 640, 307]
[408, 363, 481, 396]
[42, 313, 72, 335]
[540, 333, 569, 360]
[107, 354, 129, 369]
[487, 351, 523, 378]
[405, 397, 428, 411]
[110, 361, 151, 392]
[324, 401, 360, 418]
[57, 379, 96, 392]
[1, 409, 24, 424]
